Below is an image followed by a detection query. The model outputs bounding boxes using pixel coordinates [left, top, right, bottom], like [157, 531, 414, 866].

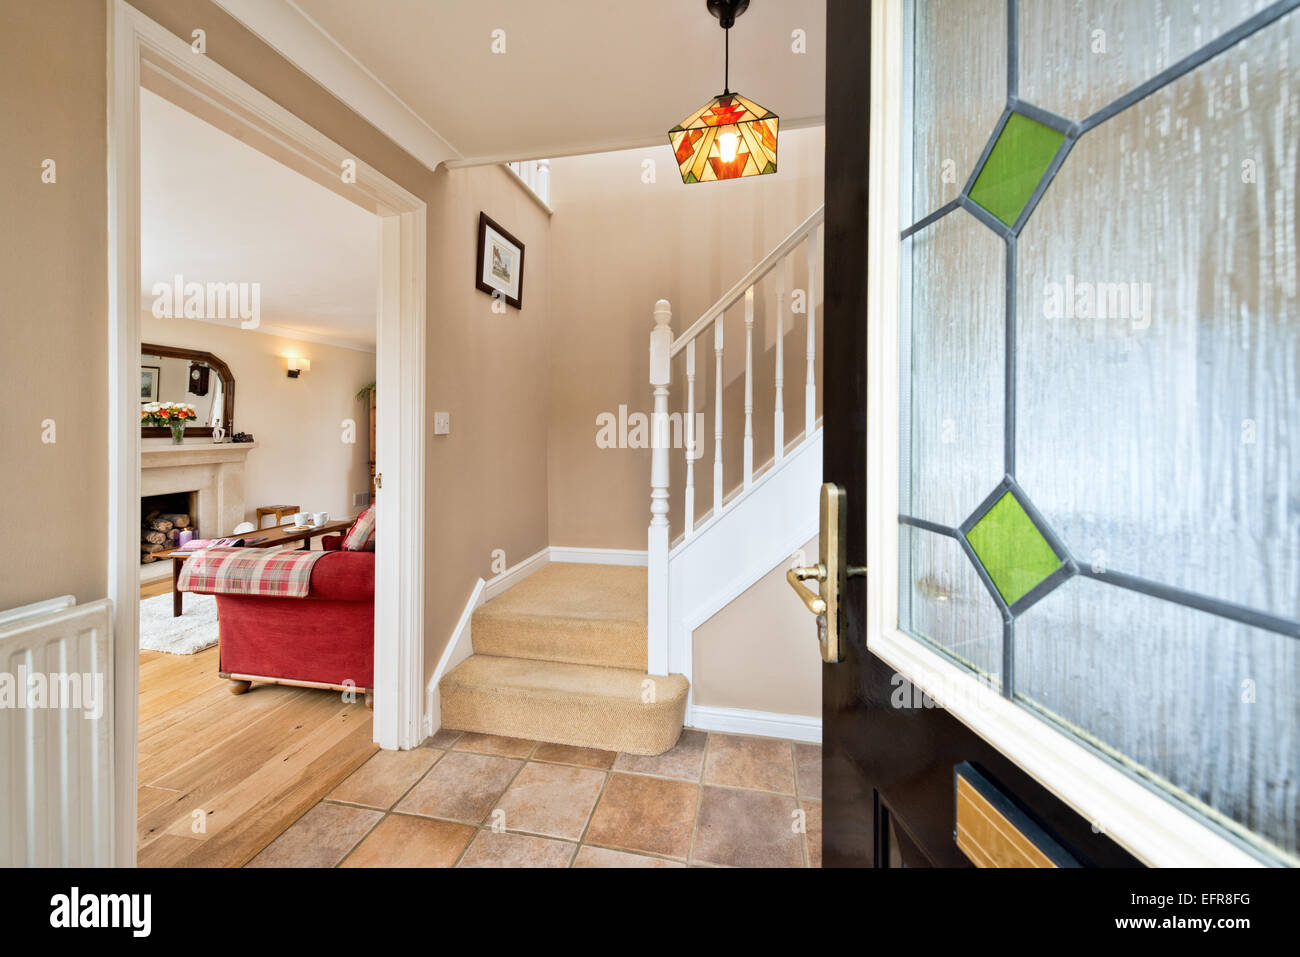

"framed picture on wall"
[475, 211, 525, 309]
[141, 365, 160, 402]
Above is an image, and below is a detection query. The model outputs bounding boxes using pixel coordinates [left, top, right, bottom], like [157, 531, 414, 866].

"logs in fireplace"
[140, 491, 198, 564]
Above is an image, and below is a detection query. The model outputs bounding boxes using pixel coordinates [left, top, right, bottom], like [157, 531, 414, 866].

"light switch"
[433, 412, 450, 435]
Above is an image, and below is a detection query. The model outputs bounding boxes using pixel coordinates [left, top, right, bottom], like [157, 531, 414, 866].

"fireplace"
[138, 440, 256, 581]
[141, 490, 198, 566]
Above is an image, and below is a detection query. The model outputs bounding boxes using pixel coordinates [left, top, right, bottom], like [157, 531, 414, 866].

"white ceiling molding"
[210, 0, 461, 172]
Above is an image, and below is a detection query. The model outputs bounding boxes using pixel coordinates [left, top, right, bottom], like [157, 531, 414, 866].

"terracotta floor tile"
[457, 830, 576, 868]
[494, 763, 606, 840]
[339, 814, 474, 868]
[532, 742, 617, 770]
[452, 732, 539, 759]
[612, 728, 707, 781]
[584, 772, 698, 860]
[573, 846, 685, 868]
[246, 802, 382, 868]
[394, 751, 523, 824]
[424, 728, 464, 749]
[327, 747, 442, 809]
[692, 786, 802, 868]
[803, 799, 822, 868]
[703, 733, 796, 794]
[795, 743, 822, 800]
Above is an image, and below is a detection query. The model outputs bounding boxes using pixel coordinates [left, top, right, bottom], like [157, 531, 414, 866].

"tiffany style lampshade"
[669, 1, 778, 184]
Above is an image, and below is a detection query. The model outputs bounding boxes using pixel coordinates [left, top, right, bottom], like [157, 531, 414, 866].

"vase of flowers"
[142, 402, 198, 444]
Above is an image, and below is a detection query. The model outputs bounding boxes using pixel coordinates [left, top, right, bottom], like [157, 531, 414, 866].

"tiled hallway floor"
[248, 728, 822, 868]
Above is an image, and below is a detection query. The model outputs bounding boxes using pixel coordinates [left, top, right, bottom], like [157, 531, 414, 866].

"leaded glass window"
[899, 0, 1299, 863]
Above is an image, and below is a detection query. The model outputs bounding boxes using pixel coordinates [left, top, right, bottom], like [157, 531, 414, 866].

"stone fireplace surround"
[139, 440, 258, 582]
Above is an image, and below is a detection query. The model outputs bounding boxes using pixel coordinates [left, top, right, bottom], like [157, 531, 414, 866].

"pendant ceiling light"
[669, 0, 778, 184]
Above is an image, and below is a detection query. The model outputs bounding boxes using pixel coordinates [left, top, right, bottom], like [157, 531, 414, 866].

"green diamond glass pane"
[964, 492, 1062, 606]
[967, 113, 1065, 227]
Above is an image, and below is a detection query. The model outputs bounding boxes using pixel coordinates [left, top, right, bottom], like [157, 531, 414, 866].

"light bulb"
[718, 130, 740, 163]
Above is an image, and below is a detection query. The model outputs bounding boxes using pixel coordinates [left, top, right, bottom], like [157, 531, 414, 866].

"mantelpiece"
[139, 441, 258, 582]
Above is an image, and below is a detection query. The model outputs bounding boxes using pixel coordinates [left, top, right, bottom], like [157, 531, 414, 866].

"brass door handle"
[784, 483, 864, 664]
[786, 564, 827, 615]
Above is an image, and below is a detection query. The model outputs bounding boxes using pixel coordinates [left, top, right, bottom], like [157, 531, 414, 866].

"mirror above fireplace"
[140, 343, 235, 438]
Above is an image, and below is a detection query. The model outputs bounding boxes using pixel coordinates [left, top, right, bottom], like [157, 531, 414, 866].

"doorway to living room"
[108, 1, 426, 866]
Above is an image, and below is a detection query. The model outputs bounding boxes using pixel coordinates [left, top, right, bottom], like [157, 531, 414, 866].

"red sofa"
[208, 536, 375, 704]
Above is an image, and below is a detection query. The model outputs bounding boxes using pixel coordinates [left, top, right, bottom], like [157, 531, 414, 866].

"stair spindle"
[775, 258, 786, 461]
[743, 286, 754, 489]
[805, 226, 817, 438]
[684, 339, 696, 537]
[713, 317, 724, 516]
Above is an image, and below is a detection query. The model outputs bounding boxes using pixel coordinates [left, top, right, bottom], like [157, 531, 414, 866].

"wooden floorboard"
[137, 637, 377, 868]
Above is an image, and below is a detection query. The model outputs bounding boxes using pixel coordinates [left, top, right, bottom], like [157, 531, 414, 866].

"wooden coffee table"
[160, 519, 354, 617]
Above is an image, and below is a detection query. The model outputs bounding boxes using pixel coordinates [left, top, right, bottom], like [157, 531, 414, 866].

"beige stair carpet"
[470, 562, 647, 670]
[441, 562, 688, 755]
[440, 655, 688, 756]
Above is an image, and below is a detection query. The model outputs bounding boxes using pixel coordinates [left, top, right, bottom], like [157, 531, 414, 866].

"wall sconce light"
[286, 357, 311, 378]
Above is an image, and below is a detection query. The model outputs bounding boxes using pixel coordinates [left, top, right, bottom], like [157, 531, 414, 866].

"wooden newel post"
[648, 299, 672, 676]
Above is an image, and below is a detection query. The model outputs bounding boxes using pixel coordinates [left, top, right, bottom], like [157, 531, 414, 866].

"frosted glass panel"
[901, 0, 1300, 862]
[902, 212, 1006, 527]
[911, 0, 1006, 220]
[1017, 13, 1300, 619]
[1018, 0, 1267, 120]
[900, 526, 1004, 680]
[1016, 576, 1299, 858]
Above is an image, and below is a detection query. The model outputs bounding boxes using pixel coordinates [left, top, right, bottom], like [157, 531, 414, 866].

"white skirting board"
[423, 578, 482, 739]
[549, 546, 648, 566]
[481, 547, 549, 603]
[688, 705, 822, 744]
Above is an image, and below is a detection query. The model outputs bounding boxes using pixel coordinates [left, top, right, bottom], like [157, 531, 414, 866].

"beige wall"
[140, 314, 376, 526]
[423, 164, 552, 632]
[693, 536, 821, 718]
[0, 0, 551, 692]
[546, 128, 825, 549]
[0, 0, 108, 610]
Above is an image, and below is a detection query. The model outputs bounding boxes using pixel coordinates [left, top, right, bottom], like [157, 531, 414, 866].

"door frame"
[107, 0, 426, 865]
[859, 0, 1260, 867]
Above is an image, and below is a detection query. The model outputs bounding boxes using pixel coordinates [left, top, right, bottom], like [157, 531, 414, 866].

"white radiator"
[0, 596, 114, 866]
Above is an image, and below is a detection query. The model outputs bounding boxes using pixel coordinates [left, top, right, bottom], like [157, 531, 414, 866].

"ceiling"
[283, 0, 826, 164]
[140, 88, 380, 351]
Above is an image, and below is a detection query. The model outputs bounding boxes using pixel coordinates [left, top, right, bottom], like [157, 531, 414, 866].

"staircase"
[438, 204, 823, 753]
[439, 563, 688, 755]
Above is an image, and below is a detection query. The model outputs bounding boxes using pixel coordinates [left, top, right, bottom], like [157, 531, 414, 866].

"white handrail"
[669, 205, 825, 358]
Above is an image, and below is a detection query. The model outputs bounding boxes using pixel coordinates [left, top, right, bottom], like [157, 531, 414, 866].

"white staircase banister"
[669, 205, 825, 358]
[648, 205, 823, 682]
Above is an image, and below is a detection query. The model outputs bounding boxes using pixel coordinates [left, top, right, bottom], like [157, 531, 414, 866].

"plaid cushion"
[341, 505, 376, 552]
[176, 546, 328, 598]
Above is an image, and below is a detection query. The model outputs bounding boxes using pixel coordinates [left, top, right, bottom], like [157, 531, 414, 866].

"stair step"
[472, 563, 647, 670]
[440, 655, 687, 756]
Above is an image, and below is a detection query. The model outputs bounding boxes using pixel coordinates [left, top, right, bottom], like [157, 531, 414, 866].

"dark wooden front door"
[819, 0, 1138, 869]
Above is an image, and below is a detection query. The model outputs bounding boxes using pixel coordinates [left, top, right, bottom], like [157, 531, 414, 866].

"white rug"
[139, 591, 219, 655]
